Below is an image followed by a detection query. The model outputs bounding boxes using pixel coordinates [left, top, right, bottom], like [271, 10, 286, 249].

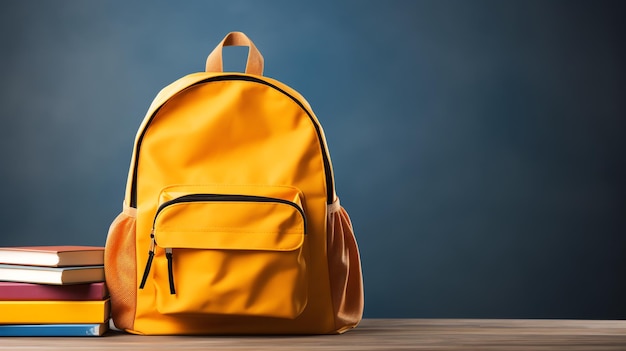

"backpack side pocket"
[327, 197, 364, 333]
[104, 204, 137, 331]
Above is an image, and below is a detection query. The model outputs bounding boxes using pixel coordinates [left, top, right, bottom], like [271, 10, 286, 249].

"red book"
[0, 246, 104, 267]
[0, 281, 108, 300]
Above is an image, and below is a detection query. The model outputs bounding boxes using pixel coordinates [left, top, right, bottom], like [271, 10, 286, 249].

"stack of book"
[0, 246, 109, 336]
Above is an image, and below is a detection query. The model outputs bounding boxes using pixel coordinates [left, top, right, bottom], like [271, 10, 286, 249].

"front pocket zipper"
[139, 193, 307, 295]
[155, 194, 307, 233]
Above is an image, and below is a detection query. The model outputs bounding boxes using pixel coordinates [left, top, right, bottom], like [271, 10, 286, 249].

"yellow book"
[0, 299, 110, 324]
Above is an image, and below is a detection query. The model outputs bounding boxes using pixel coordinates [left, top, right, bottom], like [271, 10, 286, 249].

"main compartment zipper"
[130, 74, 334, 208]
[138, 193, 307, 294]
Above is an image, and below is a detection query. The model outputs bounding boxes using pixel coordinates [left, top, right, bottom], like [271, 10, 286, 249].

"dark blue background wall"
[1, 0, 625, 319]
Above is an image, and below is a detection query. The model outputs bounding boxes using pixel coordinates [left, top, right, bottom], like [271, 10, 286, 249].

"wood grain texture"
[1, 319, 625, 350]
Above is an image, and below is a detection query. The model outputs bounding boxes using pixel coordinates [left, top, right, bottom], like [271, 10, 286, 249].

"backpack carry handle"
[205, 31, 264, 76]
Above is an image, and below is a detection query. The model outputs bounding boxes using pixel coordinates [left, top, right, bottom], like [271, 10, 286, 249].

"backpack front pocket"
[140, 185, 308, 319]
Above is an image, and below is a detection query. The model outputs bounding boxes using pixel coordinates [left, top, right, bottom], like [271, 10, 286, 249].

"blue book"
[0, 323, 108, 336]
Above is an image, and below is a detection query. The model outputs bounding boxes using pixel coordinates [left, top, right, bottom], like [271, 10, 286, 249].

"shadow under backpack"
[104, 32, 364, 335]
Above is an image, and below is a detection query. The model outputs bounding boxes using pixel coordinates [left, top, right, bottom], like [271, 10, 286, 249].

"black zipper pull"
[165, 248, 176, 294]
[139, 232, 156, 289]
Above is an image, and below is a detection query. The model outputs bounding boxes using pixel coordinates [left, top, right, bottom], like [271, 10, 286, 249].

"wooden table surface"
[1, 319, 626, 350]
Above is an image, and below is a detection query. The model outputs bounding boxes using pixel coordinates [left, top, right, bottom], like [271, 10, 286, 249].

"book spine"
[0, 299, 110, 324]
[0, 282, 107, 301]
[0, 323, 108, 336]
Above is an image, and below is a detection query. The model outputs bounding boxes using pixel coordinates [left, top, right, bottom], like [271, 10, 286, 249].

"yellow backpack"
[104, 32, 363, 335]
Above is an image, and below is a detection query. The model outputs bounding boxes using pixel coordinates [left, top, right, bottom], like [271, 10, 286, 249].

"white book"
[0, 264, 104, 285]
